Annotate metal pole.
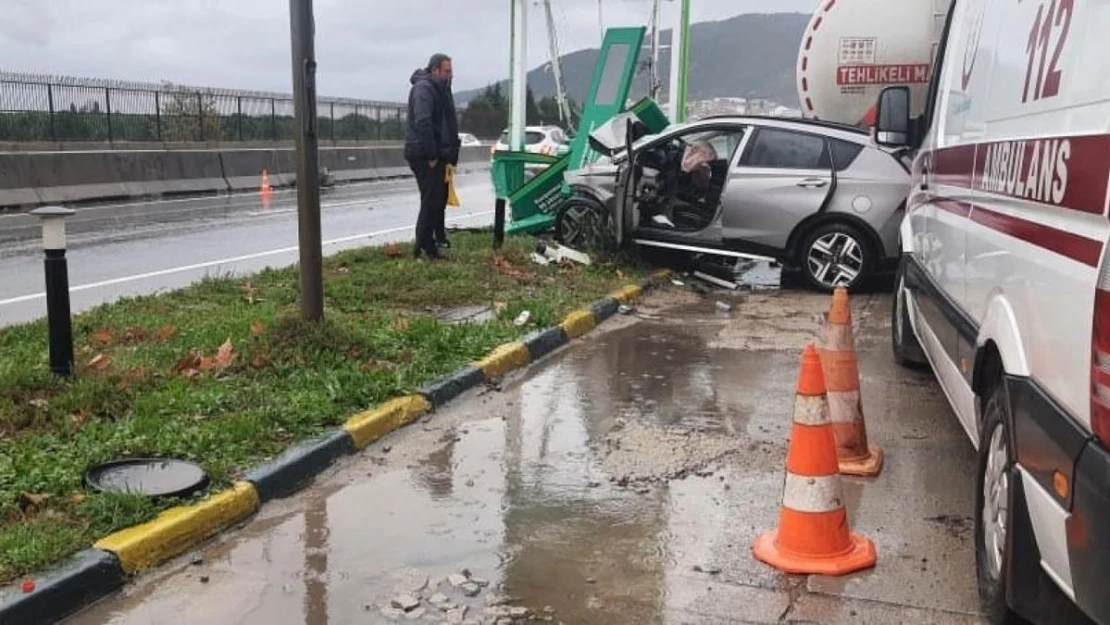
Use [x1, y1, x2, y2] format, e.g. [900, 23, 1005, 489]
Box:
[237, 96, 243, 141]
[354, 105, 361, 142]
[509, 0, 528, 151]
[494, 198, 506, 249]
[105, 88, 113, 144]
[376, 107, 382, 141]
[650, 0, 662, 99]
[290, 0, 324, 321]
[271, 98, 278, 141]
[44, 249, 73, 375]
[329, 101, 335, 144]
[155, 91, 162, 142]
[667, 0, 691, 123]
[47, 84, 57, 143]
[197, 92, 205, 142]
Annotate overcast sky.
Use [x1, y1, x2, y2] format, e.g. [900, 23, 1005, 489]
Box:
[2, 0, 817, 101]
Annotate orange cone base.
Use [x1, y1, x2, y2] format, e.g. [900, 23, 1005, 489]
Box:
[838, 445, 884, 477]
[753, 530, 876, 576]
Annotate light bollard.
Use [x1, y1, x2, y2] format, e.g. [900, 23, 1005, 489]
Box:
[30, 206, 76, 376]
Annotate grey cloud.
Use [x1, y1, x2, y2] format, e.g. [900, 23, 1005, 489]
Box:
[1, 0, 818, 101]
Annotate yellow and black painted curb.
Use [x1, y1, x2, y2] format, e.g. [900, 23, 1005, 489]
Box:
[0, 269, 672, 625]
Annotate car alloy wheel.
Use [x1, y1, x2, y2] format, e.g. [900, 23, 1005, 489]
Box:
[806, 231, 865, 289]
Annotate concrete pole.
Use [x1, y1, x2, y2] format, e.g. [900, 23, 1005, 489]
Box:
[509, 0, 528, 151]
[667, 0, 691, 122]
[290, 0, 324, 321]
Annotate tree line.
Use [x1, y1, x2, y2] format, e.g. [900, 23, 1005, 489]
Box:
[458, 83, 579, 139]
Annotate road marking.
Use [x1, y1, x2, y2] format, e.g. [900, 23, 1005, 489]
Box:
[0, 210, 494, 307]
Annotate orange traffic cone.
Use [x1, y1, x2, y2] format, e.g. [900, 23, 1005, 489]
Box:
[752, 343, 876, 576]
[822, 287, 883, 476]
[260, 169, 273, 196]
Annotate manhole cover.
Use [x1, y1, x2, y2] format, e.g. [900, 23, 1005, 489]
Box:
[85, 458, 209, 498]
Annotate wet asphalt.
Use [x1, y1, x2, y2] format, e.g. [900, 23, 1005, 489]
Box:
[0, 173, 496, 326]
[65, 278, 987, 625]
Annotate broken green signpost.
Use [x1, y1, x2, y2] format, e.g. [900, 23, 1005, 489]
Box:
[493, 26, 672, 236]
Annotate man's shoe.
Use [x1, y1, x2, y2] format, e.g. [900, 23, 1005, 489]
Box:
[436, 238, 452, 249]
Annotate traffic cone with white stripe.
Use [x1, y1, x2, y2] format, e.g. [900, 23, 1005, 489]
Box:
[752, 343, 876, 576]
[822, 287, 883, 477]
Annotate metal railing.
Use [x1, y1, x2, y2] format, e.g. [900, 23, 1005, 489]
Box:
[0, 72, 407, 145]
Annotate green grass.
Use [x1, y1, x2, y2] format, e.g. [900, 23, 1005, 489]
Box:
[0, 232, 645, 583]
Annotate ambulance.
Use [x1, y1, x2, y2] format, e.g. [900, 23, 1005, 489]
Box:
[876, 0, 1110, 623]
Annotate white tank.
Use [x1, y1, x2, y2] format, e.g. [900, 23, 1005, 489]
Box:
[796, 0, 953, 126]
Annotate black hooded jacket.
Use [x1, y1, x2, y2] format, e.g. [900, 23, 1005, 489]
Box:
[405, 69, 460, 164]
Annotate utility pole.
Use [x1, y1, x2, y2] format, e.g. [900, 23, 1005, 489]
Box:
[650, 0, 662, 99]
[667, 0, 691, 122]
[509, 0, 528, 151]
[597, 0, 604, 44]
[289, 0, 324, 321]
[542, 0, 571, 126]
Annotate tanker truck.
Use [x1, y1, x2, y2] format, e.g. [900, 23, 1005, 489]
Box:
[796, 0, 953, 126]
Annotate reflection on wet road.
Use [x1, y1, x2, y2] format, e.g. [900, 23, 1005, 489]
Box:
[67, 285, 986, 625]
[0, 173, 495, 326]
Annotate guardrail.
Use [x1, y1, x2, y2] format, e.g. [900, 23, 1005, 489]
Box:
[0, 145, 491, 209]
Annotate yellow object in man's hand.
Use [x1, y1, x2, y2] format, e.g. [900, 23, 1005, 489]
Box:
[445, 164, 460, 207]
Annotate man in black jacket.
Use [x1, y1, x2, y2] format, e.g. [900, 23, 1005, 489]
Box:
[405, 53, 460, 259]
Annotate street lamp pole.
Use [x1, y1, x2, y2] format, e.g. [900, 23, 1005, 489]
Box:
[290, 0, 324, 321]
[31, 206, 75, 376]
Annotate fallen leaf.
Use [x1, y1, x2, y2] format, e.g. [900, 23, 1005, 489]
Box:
[91, 329, 115, 346]
[20, 492, 50, 512]
[493, 302, 508, 312]
[87, 354, 112, 371]
[69, 494, 86, 505]
[158, 325, 177, 341]
[215, 338, 236, 368]
[383, 243, 403, 258]
[173, 352, 202, 377]
[250, 320, 264, 336]
[122, 327, 148, 343]
[360, 360, 395, 372]
[392, 317, 410, 332]
[70, 410, 89, 431]
[197, 356, 217, 372]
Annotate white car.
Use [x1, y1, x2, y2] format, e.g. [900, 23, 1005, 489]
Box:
[877, 1, 1110, 624]
[458, 133, 481, 147]
[492, 125, 571, 157]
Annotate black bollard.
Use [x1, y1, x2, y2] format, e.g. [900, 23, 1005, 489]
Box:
[494, 198, 506, 250]
[31, 206, 76, 376]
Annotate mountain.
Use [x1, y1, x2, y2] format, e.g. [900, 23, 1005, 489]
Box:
[455, 12, 810, 109]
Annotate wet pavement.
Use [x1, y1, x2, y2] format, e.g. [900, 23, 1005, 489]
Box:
[0, 173, 495, 326]
[66, 282, 986, 625]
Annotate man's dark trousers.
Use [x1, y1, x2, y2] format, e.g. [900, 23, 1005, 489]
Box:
[409, 159, 446, 254]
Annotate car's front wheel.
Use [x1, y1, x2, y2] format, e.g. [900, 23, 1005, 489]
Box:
[799, 222, 874, 292]
[555, 193, 615, 253]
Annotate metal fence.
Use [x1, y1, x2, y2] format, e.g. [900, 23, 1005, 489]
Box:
[0, 72, 407, 144]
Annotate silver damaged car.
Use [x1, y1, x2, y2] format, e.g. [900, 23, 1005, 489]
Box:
[556, 115, 911, 291]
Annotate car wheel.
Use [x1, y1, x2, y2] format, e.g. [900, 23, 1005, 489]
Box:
[892, 256, 929, 369]
[799, 222, 874, 292]
[975, 381, 1023, 625]
[555, 193, 614, 253]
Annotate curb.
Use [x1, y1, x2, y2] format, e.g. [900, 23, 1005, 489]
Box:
[0, 269, 672, 624]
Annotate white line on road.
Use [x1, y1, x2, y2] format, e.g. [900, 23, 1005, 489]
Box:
[0, 210, 494, 307]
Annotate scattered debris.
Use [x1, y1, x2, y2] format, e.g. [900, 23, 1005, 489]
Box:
[199, 575, 210, 584]
[513, 311, 531, 327]
[714, 301, 733, 313]
[618, 304, 634, 315]
[403, 606, 426, 620]
[20, 579, 34, 593]
[470, 577, 490, 588]
[536, 241, 591, 266]
[671, 279, 686, 287]
[694, 270, 739, 290]
[391, 595, 422, 612]
[447, 573, 470, 587]
[429, 593, 449, 606]
[190, 553, 204, 566]
[693, 564, 722, 575]
[380, 606, 406, 619]
[529, 252, 552, 266]
[460, 582, 482, 597]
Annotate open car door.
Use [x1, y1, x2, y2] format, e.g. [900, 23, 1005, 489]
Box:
[612, 118, 640, 248]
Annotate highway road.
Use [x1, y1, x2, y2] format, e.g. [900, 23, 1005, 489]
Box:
[0, 173, 496, 326]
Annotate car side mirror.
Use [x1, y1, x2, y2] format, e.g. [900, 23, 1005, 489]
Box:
[875, 86, 911, 147]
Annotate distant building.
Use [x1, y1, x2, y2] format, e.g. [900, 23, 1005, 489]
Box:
[685, 97, 798, 121]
